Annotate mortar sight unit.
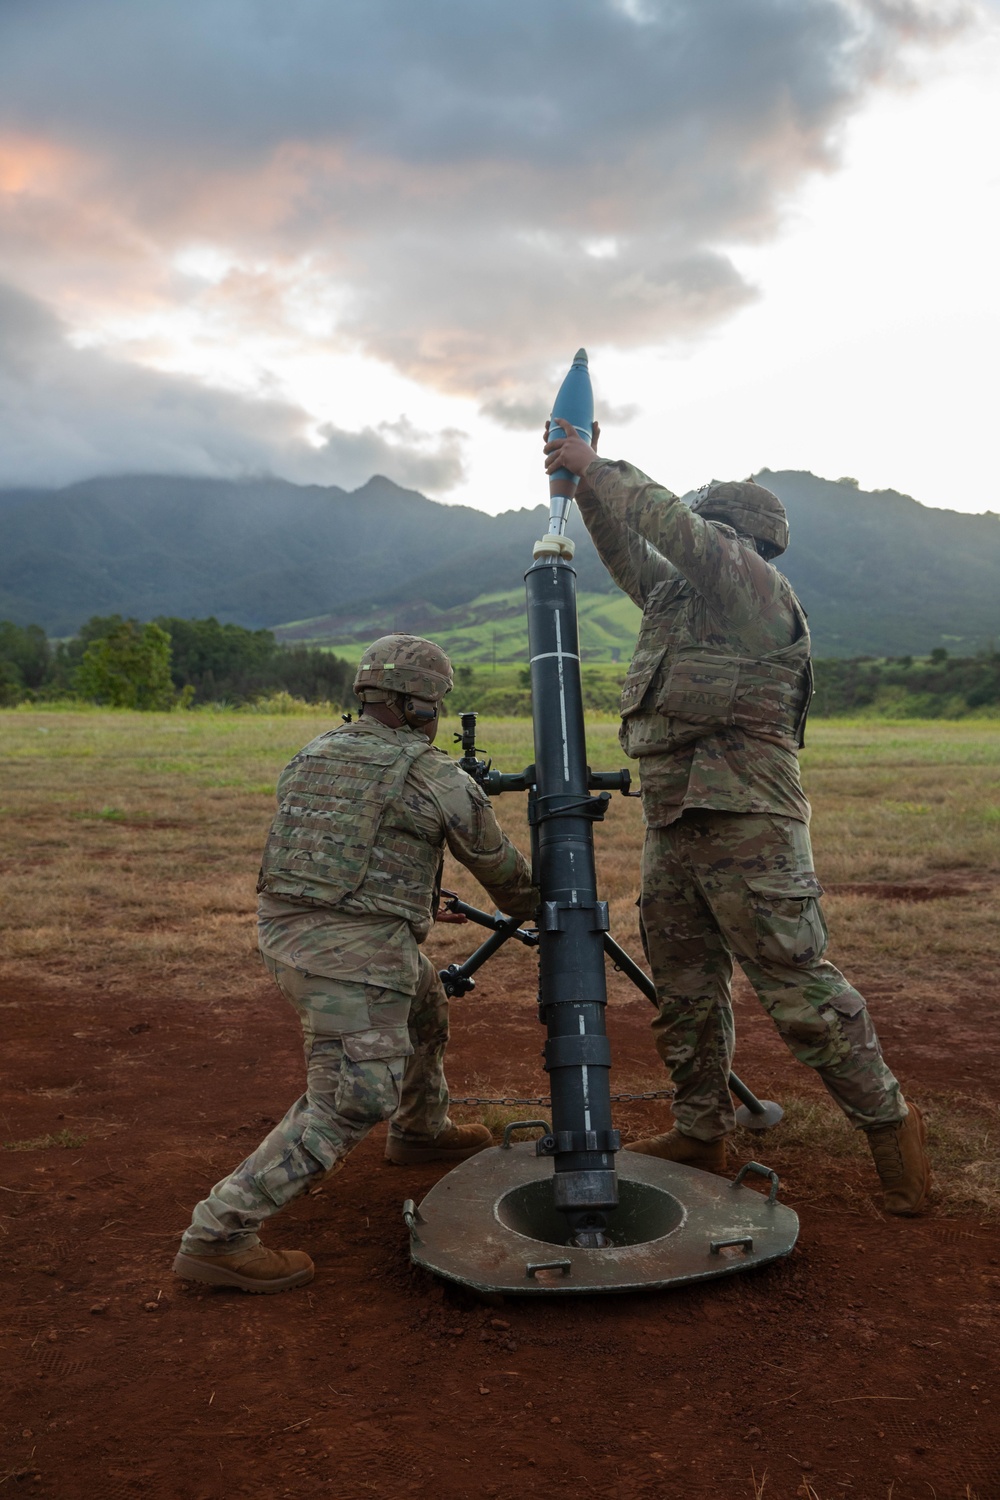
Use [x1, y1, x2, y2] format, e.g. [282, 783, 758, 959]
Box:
[403, 351, 796, 1294]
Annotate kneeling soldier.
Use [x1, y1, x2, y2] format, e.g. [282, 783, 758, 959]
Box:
[174, 635, 537, 1292]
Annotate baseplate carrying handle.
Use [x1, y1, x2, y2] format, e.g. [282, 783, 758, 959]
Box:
[710, 1235, 753, 1256]
[402, 1199, 423, 1238]
[526, 1259, 572, 1279]
[501, 1119, 553, 1149]
[731, 1160, 781, 1206]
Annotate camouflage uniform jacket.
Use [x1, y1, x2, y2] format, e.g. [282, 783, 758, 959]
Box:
[576, 458, 812, 828]
[257, 717, 535, 995]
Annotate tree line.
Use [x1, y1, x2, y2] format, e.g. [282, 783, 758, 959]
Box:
[464, 653, 1000, 719]
[809, 650, 1000, 717]
[0, 616, 355, 709]
[2, 615, 997, 716]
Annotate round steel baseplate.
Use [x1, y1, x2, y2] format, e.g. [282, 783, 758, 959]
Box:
[404, 1144, 799, 1296]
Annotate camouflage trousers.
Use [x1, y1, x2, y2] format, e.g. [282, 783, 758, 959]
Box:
[181, 951, 451, 1254]
[639, 811, 905, 1142]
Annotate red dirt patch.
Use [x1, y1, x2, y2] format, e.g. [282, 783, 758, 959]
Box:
[827, 881, 988, 902]
[1, 956, 998, 1500]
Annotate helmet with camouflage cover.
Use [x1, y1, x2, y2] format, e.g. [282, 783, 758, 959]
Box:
[353, 635, 453, 712]
[690, 478, 788, 558]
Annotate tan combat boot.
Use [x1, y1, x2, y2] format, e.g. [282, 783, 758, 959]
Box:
[172, 1243, 314, 1293]
[384, 1122, 492, 1166]
[625, 1128, 728, 1175]
[865, 1102, 933, 1216]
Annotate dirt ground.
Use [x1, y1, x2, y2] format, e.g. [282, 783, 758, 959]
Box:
[2, 918, 998, 1500]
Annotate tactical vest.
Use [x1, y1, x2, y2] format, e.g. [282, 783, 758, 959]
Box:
[256, 724, 440, 923]
[619, 572, 813, 758]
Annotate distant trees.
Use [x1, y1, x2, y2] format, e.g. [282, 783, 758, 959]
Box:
[0, 615, 356, 709]
[75, 619, 176, 710]
[810, 652, 1000, 717]
[2, 614, 999, 717]
[154, 616, 354, 705]
[155, 615, 275, 698]
[0, 622, 51, 705]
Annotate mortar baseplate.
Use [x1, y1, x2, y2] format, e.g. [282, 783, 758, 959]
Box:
[403, 1143, 799, 1296]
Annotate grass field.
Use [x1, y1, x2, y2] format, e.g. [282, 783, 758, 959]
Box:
[3, 708, 998, 1218]
[3, 708, 998, 986]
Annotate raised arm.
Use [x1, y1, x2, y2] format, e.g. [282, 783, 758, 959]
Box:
[544, 421, 672, 606]
[574, 473, 676, 607]
[583, 459, 783, 628]
[546, 422, 784, 629]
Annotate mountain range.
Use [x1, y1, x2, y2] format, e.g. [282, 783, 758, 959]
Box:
[2, 468, 997, 658]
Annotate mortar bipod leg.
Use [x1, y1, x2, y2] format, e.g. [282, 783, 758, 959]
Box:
[728, 1072, 784, 1130]
[601, 931, 784, 1132]
[438, 914, 524, 998]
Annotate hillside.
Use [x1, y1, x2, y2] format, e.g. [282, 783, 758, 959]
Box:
[759, 470, 1000, 657]
[0, 473, 619, 638]
[2, 468, 998, 657]
[274, 588, 643, 664]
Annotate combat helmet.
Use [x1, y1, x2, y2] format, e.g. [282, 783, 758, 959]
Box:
[690, 478, 788, 558]
[354, 635, 453, 719]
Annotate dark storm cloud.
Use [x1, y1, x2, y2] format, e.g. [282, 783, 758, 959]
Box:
[0, 283, 467, 491]
[0, 0, 974, 476]
[0, 1, 967, 172]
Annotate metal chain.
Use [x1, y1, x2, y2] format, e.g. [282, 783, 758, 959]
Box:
[450, 1089, 675, 1106]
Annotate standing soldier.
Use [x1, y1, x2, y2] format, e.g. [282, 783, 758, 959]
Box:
[174, 635, 537, 1292]
[544, 422, 932, 1216]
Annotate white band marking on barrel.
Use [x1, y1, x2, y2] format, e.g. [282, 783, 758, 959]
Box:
[579, 1014, 592, 1131]
[529, 650, 580, 663]
[553, 610, 570, 783]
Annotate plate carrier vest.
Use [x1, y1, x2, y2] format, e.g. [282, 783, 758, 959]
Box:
[257, 723, 439, 922]
[619, 569, 813, 759]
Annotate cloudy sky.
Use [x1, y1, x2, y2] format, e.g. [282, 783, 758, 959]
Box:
[1, 0, 997, 513]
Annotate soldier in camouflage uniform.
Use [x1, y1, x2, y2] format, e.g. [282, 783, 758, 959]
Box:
[544, 422, 932, 1216]
[173, 635, 537, 1292]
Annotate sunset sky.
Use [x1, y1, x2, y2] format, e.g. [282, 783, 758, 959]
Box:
[1, 0, 997, 515]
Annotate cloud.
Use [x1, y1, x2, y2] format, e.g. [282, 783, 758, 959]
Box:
[0, 0, 978, 477]
[0, 282, 466, 490]
[484, 390, 639, 433]
[309, 416, 467, 494]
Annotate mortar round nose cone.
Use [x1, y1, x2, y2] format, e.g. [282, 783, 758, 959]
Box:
[573, 347, 588, 365]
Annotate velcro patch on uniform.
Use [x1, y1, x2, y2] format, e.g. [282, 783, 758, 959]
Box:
[658, 656, 739, 722]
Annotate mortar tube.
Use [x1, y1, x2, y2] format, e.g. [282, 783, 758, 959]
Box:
[525, 549, 619, 1248]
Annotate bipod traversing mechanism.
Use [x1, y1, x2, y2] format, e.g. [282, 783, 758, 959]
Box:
[403, 351, 797, 1294]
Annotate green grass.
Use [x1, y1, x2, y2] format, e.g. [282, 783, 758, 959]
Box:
[0, 706, 626, 794]
[2, 710, 996, 995]
[800, 718, 1000, 769]
[2, 707, 997, 803]
[3, 1129, 88, 1151]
